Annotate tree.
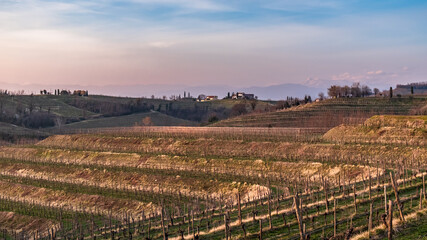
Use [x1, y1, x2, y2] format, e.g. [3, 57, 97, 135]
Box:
[250, 100, 257, 111]
[342, 85, 351, 97]
[361, 85, 372, 97]
[351, 82, 362, 97]
[208, 115, 219, 123]
[373, 88, 380, 96]
[328, 85, 340, 98]
[389, 87, 393, 98]
[411, 86, 414, 95]
[318, 92, 325, 100]
[142, 116, 153, 126]
[231, 103, 247, 116]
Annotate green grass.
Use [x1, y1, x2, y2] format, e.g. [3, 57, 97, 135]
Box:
[385, 210, 427, 240]
[55, 111, 197, 129]
[1, 95, 97, 118]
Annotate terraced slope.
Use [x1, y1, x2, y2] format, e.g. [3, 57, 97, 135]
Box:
[214, 97, 427, 128]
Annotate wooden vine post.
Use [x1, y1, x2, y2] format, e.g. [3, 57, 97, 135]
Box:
[238, 192, 242, 226]
[389, 172, 405, 222]
[388, 200, 393, 240]
[353, 184, 357, 213]
[423, 174, 426, 200]
[368, 202, 373, 239]
[267, 181, 272, 230]
[384, 185, 387, 214]
[333, 198, 337, 238]
[369, 170, 372, 200]
[161, 204, 166, 240]
[294, 195, 305, 240]
[323, 178, 329, 213]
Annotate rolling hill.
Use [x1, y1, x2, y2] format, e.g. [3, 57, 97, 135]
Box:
[213, 96, 427, 128]
[55, 111, 197, 130]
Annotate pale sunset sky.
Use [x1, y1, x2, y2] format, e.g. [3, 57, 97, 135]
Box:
[1, 0, 426, 94]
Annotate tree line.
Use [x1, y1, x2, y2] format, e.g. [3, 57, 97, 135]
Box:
[327, 83, 376, 98]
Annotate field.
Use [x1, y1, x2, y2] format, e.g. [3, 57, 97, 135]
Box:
[0, 114, 425, 239]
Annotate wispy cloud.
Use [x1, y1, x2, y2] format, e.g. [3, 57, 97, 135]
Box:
[261, 0, 343, 11]
[129, 0, 233, 11]
[148, 41, 176, 48]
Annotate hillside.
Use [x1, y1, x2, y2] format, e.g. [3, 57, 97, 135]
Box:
[0, 94, 270, 126]
[55, 111, 197, 130]
[214, 96, 427, 128]
[0, 122, 49, 144]
[0, 94, 276, 143]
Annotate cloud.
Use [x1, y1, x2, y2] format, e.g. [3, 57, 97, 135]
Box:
[148, 41, 176, 48]
[367, 70, 384, 75]
[332, 70, 395, 82]
[129, 0, 232, 11]
[262, 0, 342, 11]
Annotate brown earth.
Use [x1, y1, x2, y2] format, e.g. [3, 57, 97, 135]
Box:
[0, 211, 58, 237]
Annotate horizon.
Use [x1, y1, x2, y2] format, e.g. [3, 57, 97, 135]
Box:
[1, 0, 426, 92]
[0, 80, 419, 100]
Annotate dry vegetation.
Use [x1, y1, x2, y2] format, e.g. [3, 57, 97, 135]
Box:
[0, 211, 58, 237]
[324, 115, 427, 146]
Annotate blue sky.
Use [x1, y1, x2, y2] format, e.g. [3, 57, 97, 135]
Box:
[1, 0, 426, 92]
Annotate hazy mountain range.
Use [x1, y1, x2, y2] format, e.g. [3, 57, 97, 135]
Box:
[1, 82, 325, 100]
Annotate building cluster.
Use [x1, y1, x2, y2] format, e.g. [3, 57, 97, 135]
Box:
[196, 91, 257, 102]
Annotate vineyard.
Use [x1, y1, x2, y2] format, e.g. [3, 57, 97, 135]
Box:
[214, 96, 427, 128]
[0, 115, 426, 239]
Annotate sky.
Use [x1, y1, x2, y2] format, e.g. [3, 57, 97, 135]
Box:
[1, 0, 427, 95]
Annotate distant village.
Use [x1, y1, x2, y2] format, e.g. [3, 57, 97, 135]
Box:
[8, 81, 424, 101]
[151, 91, 258, 102]
[33, 88, 259, 103]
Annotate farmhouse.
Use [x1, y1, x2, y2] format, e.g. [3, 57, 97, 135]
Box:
[73, 90, 89, 96]
[231, 92, 256, 100]
[197, 94, 218, 101]
[206, 95, 218, 101]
